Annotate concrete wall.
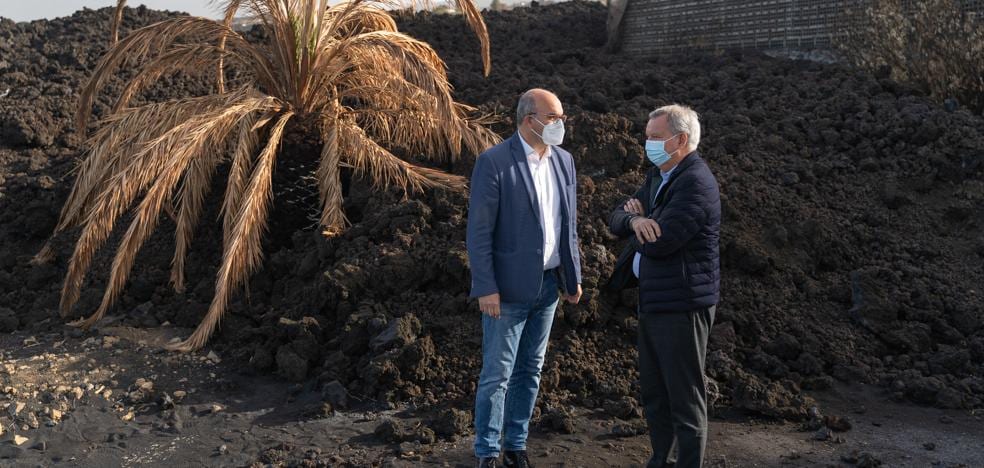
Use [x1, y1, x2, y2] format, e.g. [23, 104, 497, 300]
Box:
[617, 0, 849, 57]
[615, 0, 984, 57]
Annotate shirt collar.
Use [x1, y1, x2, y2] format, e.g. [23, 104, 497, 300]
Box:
[518, 132, 552, 162]
[660, 164, 677, 181]
[661, 151, 698, 180]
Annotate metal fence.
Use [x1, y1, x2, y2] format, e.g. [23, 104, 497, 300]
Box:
[613, 0, 984, 57]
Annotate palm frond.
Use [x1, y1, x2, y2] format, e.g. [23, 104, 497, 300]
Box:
[222, 113, 262, 245]
[111, 0, 126, 45]
[216, 0, 245, 93]
[316, 124, 348, 234]
[325, 32, 496, 156]
[453, 102, 501, 155]
[61, 90, 276, 318]
[321, 3, 398, 40]
[111, 44, 240, 114]
[450, 0, 491, 76]
[338, 119, 467, 193]
[78, 16, 275, 134]
[167, 111, 294, 352]
[69, 105, 246, 329]
[169, 137, 227, 294]
[58, 94, 248, 234]
[108, 0, 244, 94]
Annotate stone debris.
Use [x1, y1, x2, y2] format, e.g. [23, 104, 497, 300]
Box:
[8, 402, 25, 417]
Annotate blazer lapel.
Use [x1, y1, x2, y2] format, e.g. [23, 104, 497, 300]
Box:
[509, 134, 542, 222]
[548, 152, 570, 221]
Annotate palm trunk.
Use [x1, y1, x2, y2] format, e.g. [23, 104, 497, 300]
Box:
[269, 119, 350, 247]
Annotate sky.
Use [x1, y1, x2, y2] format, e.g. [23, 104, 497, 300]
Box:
[0, 0, 500, 22]
[2, 1, 224, 21]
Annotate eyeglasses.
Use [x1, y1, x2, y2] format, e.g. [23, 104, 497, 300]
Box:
[648, 134, 678, 142]
[528, 112, 568, 124]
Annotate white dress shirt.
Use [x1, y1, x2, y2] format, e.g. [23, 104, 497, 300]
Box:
[519, 133, 562, 270]
[633, 164, 677, 278]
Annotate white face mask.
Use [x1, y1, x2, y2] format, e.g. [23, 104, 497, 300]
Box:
[532, 116, 565, 146]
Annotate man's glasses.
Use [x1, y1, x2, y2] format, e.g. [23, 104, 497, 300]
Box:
[528, 112, 568, 124]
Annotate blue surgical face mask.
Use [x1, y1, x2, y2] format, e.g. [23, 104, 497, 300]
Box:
[645, 134, 679, 166]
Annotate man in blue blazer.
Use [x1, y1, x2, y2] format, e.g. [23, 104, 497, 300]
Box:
[466, 88, 583, 468]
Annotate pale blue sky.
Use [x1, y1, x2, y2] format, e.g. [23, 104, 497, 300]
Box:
[1, 1, 218, 21]
[0, 0, 501, 22]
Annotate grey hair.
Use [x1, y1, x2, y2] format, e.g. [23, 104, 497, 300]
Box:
[649, 104, 701, 151]
[516, 90, 537, 127]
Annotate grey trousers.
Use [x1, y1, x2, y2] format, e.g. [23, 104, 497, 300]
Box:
[638, 306, 716, 468]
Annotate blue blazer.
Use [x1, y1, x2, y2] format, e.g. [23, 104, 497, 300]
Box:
[466, 133, 582, 303]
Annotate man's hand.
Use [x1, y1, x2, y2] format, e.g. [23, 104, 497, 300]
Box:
[563, 284, 583, 304]
[623, 198, 644, 216]
[479, 293, 501, 318]
[630, 217, 662, 244]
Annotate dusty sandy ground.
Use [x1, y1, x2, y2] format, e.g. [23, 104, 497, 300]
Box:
[0, 327, 980, 467]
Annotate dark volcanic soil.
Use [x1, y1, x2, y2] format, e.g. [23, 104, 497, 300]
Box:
[1, 329, 982, 467]
[0, 0, 982, 453]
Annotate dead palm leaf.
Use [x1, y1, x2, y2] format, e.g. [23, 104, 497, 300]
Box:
[111, 0, 125, 46]
[111, 1, 244, 93]
[54, 0, 499, 352]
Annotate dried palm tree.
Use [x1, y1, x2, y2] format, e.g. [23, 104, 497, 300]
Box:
[53, 0, 499, 352]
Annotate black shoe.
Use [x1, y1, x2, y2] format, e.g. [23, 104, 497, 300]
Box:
[503, 450, 533, 468]
[477, 456, 499, 468]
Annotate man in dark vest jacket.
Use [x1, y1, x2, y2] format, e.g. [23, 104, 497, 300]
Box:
[607, 104, 720, 468]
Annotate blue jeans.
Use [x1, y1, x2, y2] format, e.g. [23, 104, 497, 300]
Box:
[474, 269, 559, 458]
